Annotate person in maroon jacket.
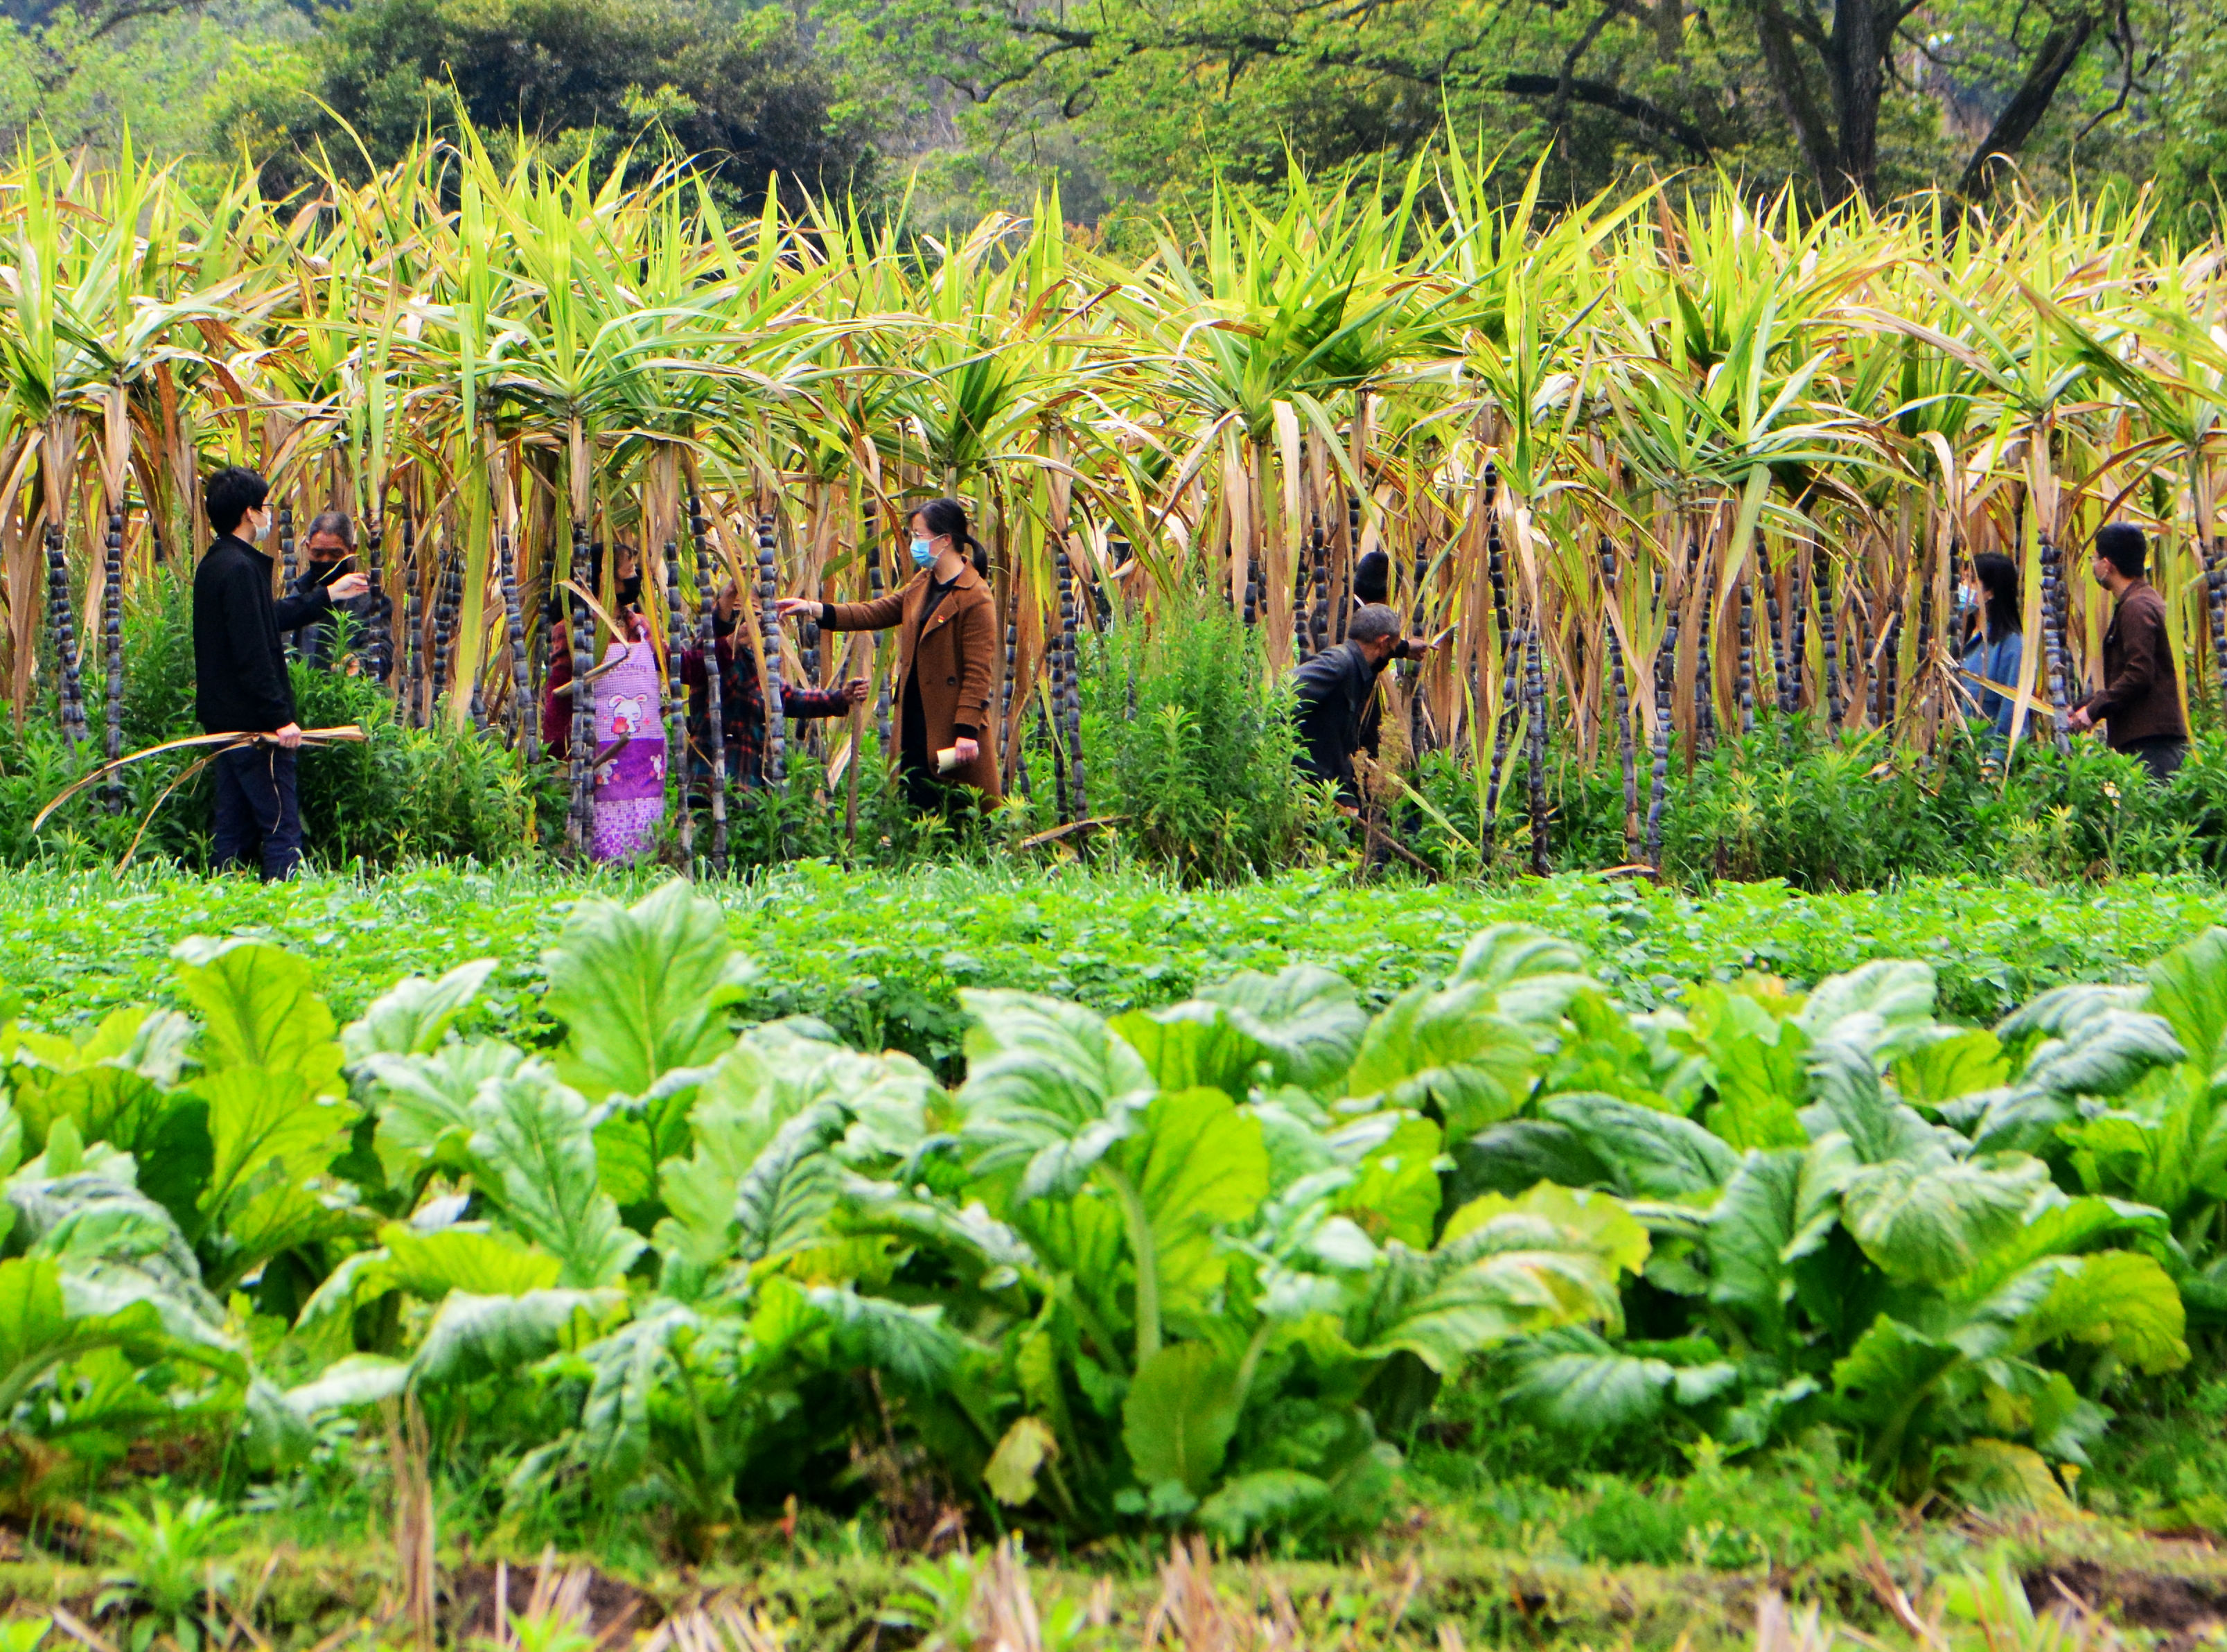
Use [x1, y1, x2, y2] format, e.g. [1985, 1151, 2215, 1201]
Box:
[2066, 522, 2189, 782]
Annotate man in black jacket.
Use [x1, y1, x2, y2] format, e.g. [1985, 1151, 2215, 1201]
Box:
[195, 466, 367, 879]
[1290, 604, 1434, 805]
[288, 510, 385, 674]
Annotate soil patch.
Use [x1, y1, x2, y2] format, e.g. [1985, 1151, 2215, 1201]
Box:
[445, 1561, 655, 1649]
[2023, 1560, 2227, 1649]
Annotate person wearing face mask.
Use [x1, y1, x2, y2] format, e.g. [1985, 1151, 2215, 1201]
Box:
[777, 497, 1001, 811]
[2065, 522, 2189, 782]
[1956, 552, 2025, 742]
[193, 464, 369, 879]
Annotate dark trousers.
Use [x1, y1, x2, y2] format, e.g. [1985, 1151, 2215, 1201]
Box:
[212, 746, 302, 880]
[2122, 735, 2188, 784]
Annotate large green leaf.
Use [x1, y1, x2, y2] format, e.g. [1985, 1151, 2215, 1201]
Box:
[1705, 1148, 1815, 1348]
[410, 1287, 623, 1386]
[542, 880, 755, 1102]
[364, 1040, 523, 1189]
[1448, 926, 1594, 1025]
[1796, 961, 1937, 1057]
[1123, 1342, 1238, 1494]
[1110, 1003, 1263, 1099]
[1506, 1326, 1738, 1434]
[572, 1303, 696, 1494]
[1804, 1041, 1948, 1166]
[170, 938, 343, 1097]
[2145, 928, 2227, 1078]
[1687, 987, 1809, 1152]
[468, 1063, 644, 1287]
[1538, 1091, 1739, 1200]
[1354, 1186, 1637, 1371]
[1106, 1087, 1269, 1316]
[1346, 982, 1537, 1136]
[732, 1102, 848, 1265]
[958, 990, 1156, 1201]
[1830, 1314, 1961, 1432]
[1452, 1120, 1611, 1200]
[0, 1256, 240, 1416]
[1894, 1029, 2009, 1106]
[381, 1223, 563, 1297]
[2009, 1250, 2188, 1374]
[1199, 965, 1368, 1093]
[194, 1067, 353, 1224]
[342, 960, 499, 1062]
[1840, 1154, 2048, 1285]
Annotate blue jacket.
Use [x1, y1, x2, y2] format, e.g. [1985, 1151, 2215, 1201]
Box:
[1960, 630, 2024, 739]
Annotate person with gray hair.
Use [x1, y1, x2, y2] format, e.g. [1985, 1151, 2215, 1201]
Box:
[1289, 603, 1438, 805]
[287, 509, 387, 675]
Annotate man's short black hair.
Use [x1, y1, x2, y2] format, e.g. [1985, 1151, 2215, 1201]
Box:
[205, 466, 269, 536]
[1348, 604, 1401, 644]
[2095, 521, 2147, 579]
[1353, 550, 1389, 606]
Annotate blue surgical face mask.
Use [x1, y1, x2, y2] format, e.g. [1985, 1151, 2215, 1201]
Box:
[910, 536, 935, 570]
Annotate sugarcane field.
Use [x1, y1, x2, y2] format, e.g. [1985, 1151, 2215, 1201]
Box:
[4, 49, 2227, 1648]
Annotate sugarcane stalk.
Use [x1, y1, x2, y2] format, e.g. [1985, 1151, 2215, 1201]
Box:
[2039, 536, 2072, 753]
[756, 511, 787, 798]
[501, 531, 533, 761]
[1063, 550, 1085, 822]
[867, 523, 892, 755]
[103, 505, 124, 811]
[46, 523, 83, 749]
[663, 537, 689, 862]
[1689, 543, 1715, 757]
[565, 517, 596, 860]
[430, 547, 457, 713]
[404, 512, 425, 727]
[1482, 628, 1521, 865]
[1604, 543, 1636, 855]
[1308, 516, 1330, 656]
[690, 496, 727, 871]
[1759, 541, 1786, 716]
[1524, 628, 1550, 877]
[367, 516, 390, 683]
[1814, 550, 1841, 728]
[280, 504, 296, 592]
[1646, 604, 1680, 871]
[1737, 568, 1754, 737]
[1050, 550, 1072, 826]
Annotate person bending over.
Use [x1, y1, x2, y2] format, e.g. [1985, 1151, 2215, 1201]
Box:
[194, 465, 367, 879]
[1289, 604, 1436, 807]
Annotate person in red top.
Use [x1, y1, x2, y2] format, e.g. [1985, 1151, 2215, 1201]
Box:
[2066, 522, 2189, 783]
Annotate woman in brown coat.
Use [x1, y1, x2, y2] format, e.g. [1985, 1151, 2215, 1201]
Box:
[777, 498, 1003, 810]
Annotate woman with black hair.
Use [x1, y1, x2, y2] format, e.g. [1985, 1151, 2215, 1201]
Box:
[1959, 551, 2025, 740]
[777, 497, 1002, 809]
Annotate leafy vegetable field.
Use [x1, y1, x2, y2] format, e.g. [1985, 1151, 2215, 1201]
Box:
[0, 867, 2223, 1650]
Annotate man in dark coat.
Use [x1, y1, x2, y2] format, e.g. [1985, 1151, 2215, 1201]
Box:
[287, 510, 385, 674]
[194, 466, 367, 879]
[1290, 604, 1433, 805]
[2067, 521, 2188, 782]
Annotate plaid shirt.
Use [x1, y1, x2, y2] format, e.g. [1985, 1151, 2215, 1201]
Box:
[681, 632, 849, 788]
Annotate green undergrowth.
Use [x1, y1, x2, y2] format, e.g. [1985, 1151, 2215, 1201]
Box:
[3, 863, 2222, 1067]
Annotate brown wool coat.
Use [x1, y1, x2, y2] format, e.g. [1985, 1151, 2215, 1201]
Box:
[822, 566, 1003, 801]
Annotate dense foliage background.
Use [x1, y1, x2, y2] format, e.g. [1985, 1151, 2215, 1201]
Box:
[6, 0, 2225, 230]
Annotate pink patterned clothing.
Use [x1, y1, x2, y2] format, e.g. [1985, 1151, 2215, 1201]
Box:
[591, 637, 667, 863]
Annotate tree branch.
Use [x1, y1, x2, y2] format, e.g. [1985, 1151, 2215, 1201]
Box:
[1752, 0, 1838, 188]
[1499, 71, 1714, 152]
[1955, 9, 2097, 202]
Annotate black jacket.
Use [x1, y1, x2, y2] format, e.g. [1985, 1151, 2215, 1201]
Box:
[195, 534, 331, 733]
[1291, 640, 1388, 795]
[288, 561, 382, 673]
